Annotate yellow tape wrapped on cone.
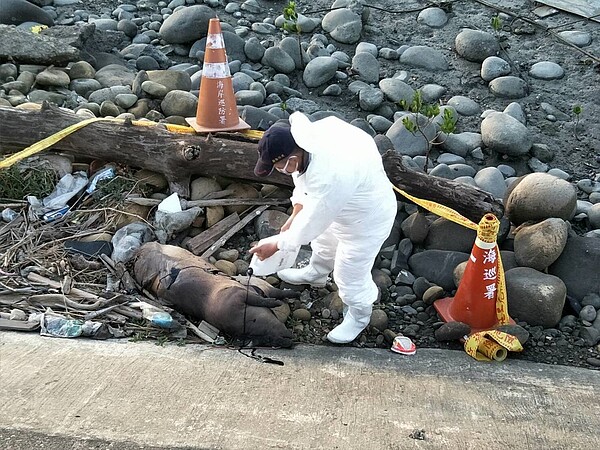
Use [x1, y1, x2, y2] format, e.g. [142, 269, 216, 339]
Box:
[392, 186, 522, 362]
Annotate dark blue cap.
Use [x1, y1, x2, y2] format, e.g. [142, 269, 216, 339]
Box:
[254, 126, 297, 177]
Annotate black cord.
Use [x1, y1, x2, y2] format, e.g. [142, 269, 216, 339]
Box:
[237, 267, 284, 366]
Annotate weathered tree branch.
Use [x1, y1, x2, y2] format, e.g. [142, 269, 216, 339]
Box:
[0, 104, 503, 221]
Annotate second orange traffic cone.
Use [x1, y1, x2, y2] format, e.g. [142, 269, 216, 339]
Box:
[186, 18, 250, 133]
[434, 213, 514, 333]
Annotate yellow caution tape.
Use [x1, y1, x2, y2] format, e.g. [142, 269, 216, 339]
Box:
[464, 330, 523, 362]
[392, 185, 519, 362]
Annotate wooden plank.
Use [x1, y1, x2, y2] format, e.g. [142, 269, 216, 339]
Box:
[201, 205, 269, 259]
[535, 0, 600, 22]
[186, 212, 240, 255]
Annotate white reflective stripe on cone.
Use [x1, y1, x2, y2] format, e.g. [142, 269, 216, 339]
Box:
[206, 33, 225, 49]
[202, 62, 231, 79]
[475, 237, 496, 249]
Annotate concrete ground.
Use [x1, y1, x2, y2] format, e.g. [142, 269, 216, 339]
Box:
[1, 332, 599, 450]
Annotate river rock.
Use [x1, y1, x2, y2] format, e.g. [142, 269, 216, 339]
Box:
[556, 30, 592, 48]
[474, 167, 506, 199]
[303, 56, 338, 88]
[481, 112, 532, 156]
[401, 212, 430, 245]
[417, 7, 448, 28]
[35, 67, 70, 87]
[190, 177, 221, 200]
[261, 46, 296, 74]
[159, 5, 216, 44]
[244, 36, 265, 62]
[378, 78, 415, 104]
[351, 52, 380, 83]
[513, 218, 569, 270]
[255, 210, 289, 239]
[147, 70, 191, 92]
[447, 96, 480, 116]
[503, 102, 526, 125]
[529, 61, 564, 80]
[588, 204, 600, 229]
[480, 56, 510, 81]
[455, 29, 499, 62]
[409, 250, 470, 291]
[95, 64, 135, 88]
[400, 45, 448, 71]
[435, 321, 470, 341]
[549, 235, 600, 302]
[69, 61, 95, 80]
[386, 113, 436, 156]
[505, 267, 566, 327]
[369, 309, 388, 331]
[439, 132, 482, 157]
[321, 8, 362, 44]
[424, 218, 476, 252]
[505, 173, 577, 225]
[161, 90, 197, 117]
[358, 88, 383, 111]
[489, 76, 528, 98]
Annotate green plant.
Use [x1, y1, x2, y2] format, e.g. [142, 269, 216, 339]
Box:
[399, 90, 456, 171]
[572, 104, 583, 140]
[491, 15, 503, 35]
[281, 1, 304, 69]
[0, 165, 57, 200]
[282, 1, 299, 33]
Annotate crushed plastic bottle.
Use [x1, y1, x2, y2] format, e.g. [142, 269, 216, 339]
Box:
[130, 301, 175, 329]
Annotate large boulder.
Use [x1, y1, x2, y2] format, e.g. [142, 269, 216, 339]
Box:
[0, 24, 78, 65]
[549, 235, 600, 302]
[409, 250, 470, 291]
[505, 173, 577, 225]
[513, 218, 569, 270]
[505, 267, 566, 327]
[424, 218, 476, 253]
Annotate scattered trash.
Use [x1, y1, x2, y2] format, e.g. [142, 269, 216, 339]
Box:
[27, 171, 88, 218]
[64, 240, 113, 258]
[111, 222, 155, 263]
[130, 301, 176, 329]
[1, 208, 18, 222]
[41, 312, 84, 338]
[157, 192, 182, 213]
[391, 335, 416, 356]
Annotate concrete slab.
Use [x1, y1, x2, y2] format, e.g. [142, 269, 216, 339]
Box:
[1, 332, 599, 449]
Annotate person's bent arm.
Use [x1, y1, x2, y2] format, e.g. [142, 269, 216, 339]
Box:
[281, 203, 303, 232]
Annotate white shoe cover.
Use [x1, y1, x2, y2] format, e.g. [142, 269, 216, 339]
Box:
[277, 265, 328, 287]
[327, 309, 371, 344]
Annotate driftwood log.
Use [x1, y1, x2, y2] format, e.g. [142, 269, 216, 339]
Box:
[0, 103, 503, 221]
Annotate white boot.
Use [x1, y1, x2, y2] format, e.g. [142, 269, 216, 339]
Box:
[277, 265, 328, 287]
[327, 307, 371, 344]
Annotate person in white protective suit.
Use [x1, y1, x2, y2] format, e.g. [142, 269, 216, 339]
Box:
[249, 112, 397, 344]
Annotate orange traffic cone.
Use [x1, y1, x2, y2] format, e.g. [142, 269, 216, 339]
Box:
[434, 213, 514, 333]
[186, 18, 250, 133]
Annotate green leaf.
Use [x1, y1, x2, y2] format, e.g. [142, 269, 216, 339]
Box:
[402, 116, 417, 133]
[572, 104, 583, 115]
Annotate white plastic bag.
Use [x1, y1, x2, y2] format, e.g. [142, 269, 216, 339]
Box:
[250, 233, 300, 276]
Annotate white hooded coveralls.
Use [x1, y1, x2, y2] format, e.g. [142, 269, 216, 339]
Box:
[277, 112, 397, 312]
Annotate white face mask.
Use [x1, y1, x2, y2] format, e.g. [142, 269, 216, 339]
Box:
[275, 156, 298, 175]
